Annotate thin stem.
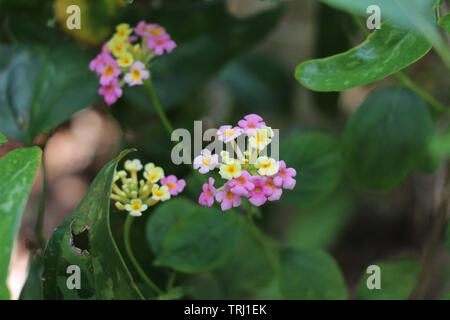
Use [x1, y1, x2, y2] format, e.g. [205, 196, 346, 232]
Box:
[245, 202, 279, 273]
[395, 72, 449, 114]
[351, 13, 370, 37]
[35, 152, 47, 249]
[143, 78, 174, 135]
[124, 214, 164, 295]
[166, 271, 177, 291]
[410, 188, 449, 300]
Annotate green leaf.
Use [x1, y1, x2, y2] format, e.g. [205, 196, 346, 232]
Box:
[0, 44, 98, 144]
[319, 0, 448, 67]
[42, 150, 144, 300]
[0, 132, 6, 146]
[279, 248, 347, 300]
[342, 87, 433, 191]
[19, 253, 43, 300]
[214, 217, 276, 298]
[280, 133, 342, 208]
[438, 14, 450, 33]
[441, 291, 450, 300]
[355, 258, 420, 300]
[0, 146, 42, 299]
[146, 197, 198, 256]
[124, 2, 282, 112]
[285, 189, 353, 249]
[154, 207, 241, 273]
[296, 23, 431, 92]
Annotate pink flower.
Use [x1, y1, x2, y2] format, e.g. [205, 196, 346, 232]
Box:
[248, 176, 273, 207]
[89, 52, 113, 75]
[265, 177, 283, 201]
[147, 34, 177, 55]
[147, 24, 167, 37]
[124, 61, 150, 86]
[128, 35, 138, 43]
[227, 170, 254, 197]
[99, 58, 121, 86]
[193, 149, 219, 174]
[134, 21, 150, 37]
[216, 184, 242, 211]
[238, 114, 266, 134]
[273, 160, 297, 190]
[199, 177, 216, 207]
[98, 78, 123, 106]
[161, 175, 186, 196]
[216, 125, 243, 143]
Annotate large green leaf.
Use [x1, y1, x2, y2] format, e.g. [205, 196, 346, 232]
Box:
[279, 248, 347, 300]
[19, 253, 43, 300]
[439, 14, 450, 33]
[355, 258, 420, 300]
[280, 133, 342, 208]
[342, 87, 433, 191]
[319, 0, 449, 67]
[124, 2, 282, 112]
[154, 207, 241, 273]
[42, 150, 144, 300]
[296, 23, 431, 92]
[0, 43, 98, 144]
[146, 197, 198, 256]
[0, 146, 42, 299]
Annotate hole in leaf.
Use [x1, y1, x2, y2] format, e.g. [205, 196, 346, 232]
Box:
[69, 219, 91, 255]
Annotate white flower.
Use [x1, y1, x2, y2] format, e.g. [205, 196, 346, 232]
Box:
[125, 199, 148, 216]
[249, 126, 274, 150]
[125, 159, 143, 172]
[193, 149, 219, 174]
[145, 166, 165, 183]
[151, 185, 171, 201]
[256, 156, 279, 176]
[219, 158, 242, 180]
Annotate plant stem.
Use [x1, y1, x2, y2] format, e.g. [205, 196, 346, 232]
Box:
[166, 271, 177, 291]
[394, 72, 449, 114]
[244, 202, 279, 273]
[143, 78, 174, 135]
[410, 184, 450, 299]
[35, 152, 47, 249]
[124, 214, 164, 295]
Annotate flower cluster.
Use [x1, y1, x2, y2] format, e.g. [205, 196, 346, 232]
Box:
[89, 22, 176, 106]
[194, 114, 297, 211]
[111, 159, 185, 216]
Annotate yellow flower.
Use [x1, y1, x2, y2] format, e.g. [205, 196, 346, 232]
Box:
[256, 156, 279, 176]
[117, 52, 134, 67]
[151, 185, 170, 201]
[108, 37, 127, 58]
[249, 126, 274, 150]
[125, 199, 148, 217]
[219, 159, 242, 180]
[115, 23, 132, 41]
[145, 166, 165, 183]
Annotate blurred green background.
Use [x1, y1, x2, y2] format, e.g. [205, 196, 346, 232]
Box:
[1, 0, 449, 300]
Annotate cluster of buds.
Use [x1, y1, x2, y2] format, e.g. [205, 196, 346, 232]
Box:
[89, 21, 176, 105]
[194, 114, 297, 211]
[111, 159, 185, 216]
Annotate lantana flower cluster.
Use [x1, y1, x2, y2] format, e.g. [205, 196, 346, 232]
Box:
[89, 21, 176, 105]
[111, 159, 185, 216]
[194, 114, 297, 211]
